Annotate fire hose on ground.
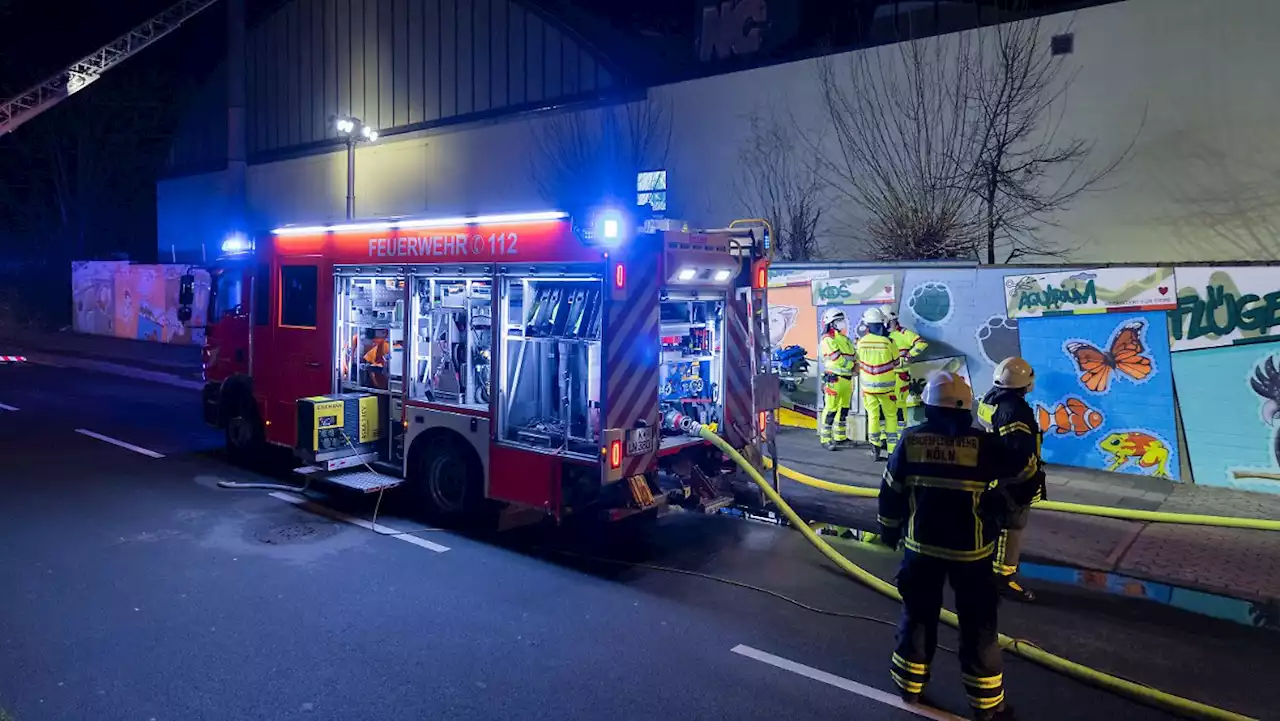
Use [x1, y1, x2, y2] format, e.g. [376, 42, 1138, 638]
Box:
[660, 412, 1255, 721]
[763, 459, 1280, 533]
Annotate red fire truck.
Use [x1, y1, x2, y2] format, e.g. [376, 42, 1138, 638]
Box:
[201, 209, 777, 525]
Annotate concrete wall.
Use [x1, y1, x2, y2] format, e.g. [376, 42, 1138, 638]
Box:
[159, 0, 1280, 264]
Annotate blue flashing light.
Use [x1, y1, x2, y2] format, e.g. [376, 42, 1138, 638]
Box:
[592, 207, 627, 248]
[221, 233, 253, 255]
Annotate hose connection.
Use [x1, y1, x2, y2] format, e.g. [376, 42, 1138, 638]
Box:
[662, 409, 703, 436]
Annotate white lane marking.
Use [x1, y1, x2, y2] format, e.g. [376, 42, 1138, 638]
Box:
[269, 492, 451, 553]
[74, 429, 166, 459]
[0, 402, 18, 411]
[731, 645, 964, 721]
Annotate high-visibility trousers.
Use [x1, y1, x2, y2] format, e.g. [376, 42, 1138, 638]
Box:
[864, 391, 900, 452]
[894, 370, 913, 426]
[894, 551, 1005, 714]
[820, 374, 853, 444]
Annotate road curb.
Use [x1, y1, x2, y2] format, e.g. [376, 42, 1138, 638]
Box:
[20, 351, 204, 391]
[785, 512, 1277, 627]
[1018, 561, 1279, 633]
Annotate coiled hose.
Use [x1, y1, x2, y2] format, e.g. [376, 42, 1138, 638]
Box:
[765, 460, 1280, 532]
[667, 417, 1254, 721]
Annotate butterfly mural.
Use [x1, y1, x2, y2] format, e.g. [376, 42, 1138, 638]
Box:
[1022, 311, 1179, 479]
[1063, 319, 1154, 394]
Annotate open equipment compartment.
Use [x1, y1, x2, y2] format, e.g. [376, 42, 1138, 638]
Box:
[407, 272, 492, 411]
[333, 268, 406, 466]
[659, 291, 725, 453]
[498, 270, 604, 458]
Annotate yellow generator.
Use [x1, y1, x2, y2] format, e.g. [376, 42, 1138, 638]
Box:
[296, 393, 384, 465]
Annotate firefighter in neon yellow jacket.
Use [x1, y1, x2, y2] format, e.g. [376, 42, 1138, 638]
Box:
[884, 309, 928, 424]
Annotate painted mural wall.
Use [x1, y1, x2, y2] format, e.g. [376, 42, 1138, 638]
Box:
[1170, 266, 1280, 494]
[71, 262, 211, 346]
[767, 261, 1280, 494]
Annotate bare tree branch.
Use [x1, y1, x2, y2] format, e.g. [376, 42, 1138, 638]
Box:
[964, 8, 1143, 263]
[733, 110, 824, 260]
[808, 3, 1140, 264]
[528, 97, 672, 222]
[810, 25, 984, 261]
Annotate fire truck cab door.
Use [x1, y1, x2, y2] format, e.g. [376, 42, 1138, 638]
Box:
[269, 257, 334, 446]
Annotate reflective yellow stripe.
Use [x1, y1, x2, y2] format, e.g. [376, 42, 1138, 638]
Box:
[998, 421, 1033, 436]
[962, 673, 1004, 689]
[893, 653, 929, 674]
[905, 475, 989, 493]
[907, 491, 916, 541]
[904, 538, 994, 562]
[1013, 455, 1038, 482]
[891, 671, 925, 693]
[883, 469, 904, 493]
[968, 691, 1006, 710]
[878, 515, 901, 529]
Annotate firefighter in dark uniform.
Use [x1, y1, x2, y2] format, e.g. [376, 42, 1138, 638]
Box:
[977, 357, 1044, 603]
[878, 371, 1027, 721]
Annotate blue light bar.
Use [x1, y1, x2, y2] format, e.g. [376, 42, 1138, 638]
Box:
[221, 233, 253, 254]
[272, 210, 569, 236]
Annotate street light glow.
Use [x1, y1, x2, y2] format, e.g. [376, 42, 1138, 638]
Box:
[335, 115, 377, 142]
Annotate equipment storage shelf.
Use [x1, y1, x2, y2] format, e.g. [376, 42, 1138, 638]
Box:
[498, 275, 603, 458]
[407, 275, 492, 412]
[337, 275, 405, 396]
[659, 293, 725, 435]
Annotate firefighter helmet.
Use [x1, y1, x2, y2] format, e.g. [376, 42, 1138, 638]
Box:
[822, 308, 847, 330]
[993, 357, 1036, 391]
[861, 307, 886, 325]
[922, 371, 974, 410]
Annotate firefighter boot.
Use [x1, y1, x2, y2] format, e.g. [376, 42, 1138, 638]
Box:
[996, 576, 1036, 603]
[974, 703, 1019, 721]
[899, 689, 942, 708]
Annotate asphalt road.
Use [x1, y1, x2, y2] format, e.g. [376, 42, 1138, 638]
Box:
[0, 360, 1273, 721]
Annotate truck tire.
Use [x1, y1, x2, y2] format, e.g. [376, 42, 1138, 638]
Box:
[413, 435, 489, 528]
[225, 401, 264, 464]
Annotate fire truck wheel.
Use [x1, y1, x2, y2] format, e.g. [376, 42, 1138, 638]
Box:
[414, 435, 486, 527]
[225, 406, 264, 463]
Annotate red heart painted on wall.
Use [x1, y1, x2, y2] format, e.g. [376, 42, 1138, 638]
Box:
[883, 285, 892, 294]
[1158, 286, 1169, 295]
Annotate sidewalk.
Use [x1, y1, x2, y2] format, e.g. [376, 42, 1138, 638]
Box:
[0, 327, 204, 389]
[771, 427, 1280, 613]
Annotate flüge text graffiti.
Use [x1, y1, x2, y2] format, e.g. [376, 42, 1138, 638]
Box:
[1169, 285, 1280, 343]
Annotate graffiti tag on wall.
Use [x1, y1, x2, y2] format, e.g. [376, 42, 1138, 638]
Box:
[811, 274, 895, 307]
[1004, 267, 1176, 319]
[1170, 267, 1280, 351]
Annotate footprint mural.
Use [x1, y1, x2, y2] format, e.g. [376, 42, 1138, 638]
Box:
[906, 281, 953, 326]
[975, 315, 1020, 367]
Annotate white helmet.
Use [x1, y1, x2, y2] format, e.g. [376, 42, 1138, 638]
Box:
[993, 357, 1035, 391]
[861, 307, 886, 325]
[922, 371, 974, 410]
[882, 309, 899, 326]
[822, 308, 847, 330]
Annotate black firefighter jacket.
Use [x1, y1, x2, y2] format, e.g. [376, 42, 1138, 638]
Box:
[877, 419, 1031, 562]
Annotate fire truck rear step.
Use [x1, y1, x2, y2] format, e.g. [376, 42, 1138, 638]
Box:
[293, 465, 402, 493]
